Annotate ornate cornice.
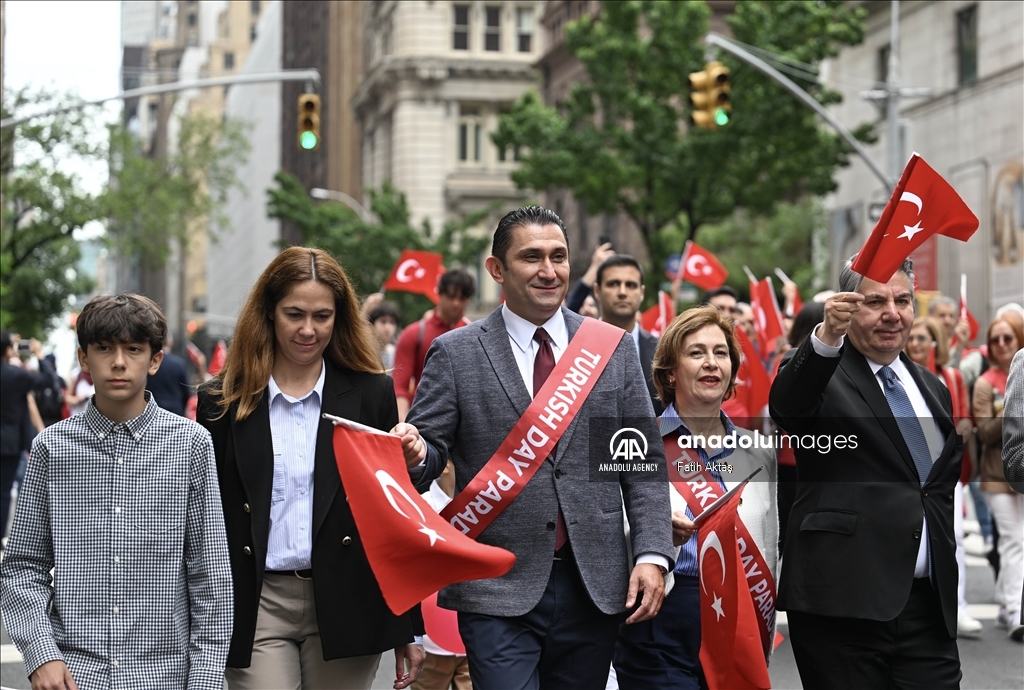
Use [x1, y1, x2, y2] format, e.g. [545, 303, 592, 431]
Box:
[353, 55, 537, 119]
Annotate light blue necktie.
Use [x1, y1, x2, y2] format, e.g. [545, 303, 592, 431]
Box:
[880, 365, 933, 577]
[879, 365, 933, 486]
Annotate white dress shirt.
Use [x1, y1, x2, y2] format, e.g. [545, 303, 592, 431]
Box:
[811, 327, 943, 577]
[265, 362, 326, 570]
[501, 305, 670, 573]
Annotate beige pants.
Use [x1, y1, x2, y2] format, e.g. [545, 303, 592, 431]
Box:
[411, 653, 472, 690]
[225, 573, 381, 690]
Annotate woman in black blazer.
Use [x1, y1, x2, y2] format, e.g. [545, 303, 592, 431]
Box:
[197, 247, 424, 689]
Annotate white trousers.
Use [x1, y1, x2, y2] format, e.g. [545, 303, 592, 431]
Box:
[983, 491, 1024, 613]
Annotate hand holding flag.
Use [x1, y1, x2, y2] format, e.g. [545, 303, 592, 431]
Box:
[852, 154, 978, 283]
[328, 415, 515, 615]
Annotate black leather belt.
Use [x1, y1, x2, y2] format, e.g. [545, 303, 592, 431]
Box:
[265, 569, 313, 580]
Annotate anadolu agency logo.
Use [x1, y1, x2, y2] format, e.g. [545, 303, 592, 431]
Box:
[595, 427, 659, 473]
[609, 427, 649, 461]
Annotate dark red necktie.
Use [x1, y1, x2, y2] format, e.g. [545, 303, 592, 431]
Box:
[533, 328, 568, 551]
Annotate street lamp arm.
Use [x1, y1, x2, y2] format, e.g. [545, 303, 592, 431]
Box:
[704, 33, 894, 190]
[310, 187, 373, 223]
[0, 69, 322, 129]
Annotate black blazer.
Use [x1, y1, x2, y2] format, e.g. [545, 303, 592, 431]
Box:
[638, 328, 664, 416]
[769, 336, 962, 637]
[197, 360, 420, 667]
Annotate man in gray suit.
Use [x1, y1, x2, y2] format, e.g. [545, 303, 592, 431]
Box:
[1003, 348, 1024, 639]
[394, 206, 674, 689]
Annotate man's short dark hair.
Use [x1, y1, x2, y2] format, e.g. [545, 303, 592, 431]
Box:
[702, 285, 738, 303]
[77, 293, 167, 357]
[438, 268, 477, 299]
[0, 330, 12, 353]
[368, 301, 401, 325]
[595, 255, 645, 286]
[491, 206, 569, 267]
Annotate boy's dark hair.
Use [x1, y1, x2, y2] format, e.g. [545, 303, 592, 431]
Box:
[702, 285, 739, 303]
[595, 255, 645, 286]
[368, 301, 401, 325]
[492, 206, 568, 267]
[0, 330, 12, 353]
[437, 268, 477, 299]
[77, 293, 167, 357]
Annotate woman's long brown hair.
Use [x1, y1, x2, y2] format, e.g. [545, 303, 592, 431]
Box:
[204, 247, 383, 420]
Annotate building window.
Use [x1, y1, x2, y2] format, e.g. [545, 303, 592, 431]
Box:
[187, 12, 197, 27]
[957, 5, 978, 84]
[485, 6, 501, 52]
[453, 5, 469, 50]
[224, 52, 235, 69]
[251, 0, 260, 16]
[459, 107, 482, 163]
[516, 8, 533, 53]
[251, 24, 258, 42]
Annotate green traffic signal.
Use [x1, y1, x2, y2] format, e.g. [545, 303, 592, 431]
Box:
[714, 107, 730, 127]
[299, 131, 319, 150]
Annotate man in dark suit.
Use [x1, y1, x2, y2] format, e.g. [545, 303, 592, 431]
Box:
[592, 255, 663, 415]
[395, 207, 674, 690]
[770, 257, 962, 689]
[147, 336, 190, 416]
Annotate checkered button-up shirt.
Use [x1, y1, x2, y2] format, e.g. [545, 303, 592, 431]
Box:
[0, 394, 233, 690]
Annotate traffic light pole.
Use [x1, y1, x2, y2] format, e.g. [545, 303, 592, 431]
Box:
[704, 33, 894, 190]
[0, 69, 321, 129]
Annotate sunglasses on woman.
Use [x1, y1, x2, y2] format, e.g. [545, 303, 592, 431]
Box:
[989, 334, 1015, 345]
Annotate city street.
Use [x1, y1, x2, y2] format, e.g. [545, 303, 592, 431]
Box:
[3, 544, 1020, 689]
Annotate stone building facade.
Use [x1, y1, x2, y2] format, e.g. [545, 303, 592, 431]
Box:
[822, 0, 1023, 325]
[353, 0, 546, 305]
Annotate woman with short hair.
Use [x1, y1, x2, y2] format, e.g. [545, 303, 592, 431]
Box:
[613, 306, 778, 688]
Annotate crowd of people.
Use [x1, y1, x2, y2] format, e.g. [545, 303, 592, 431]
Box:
[0, 205, 1022, 690]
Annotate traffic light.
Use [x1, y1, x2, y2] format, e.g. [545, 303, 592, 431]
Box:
[688, 61, 731, 130]
[297, 93, 321, 150]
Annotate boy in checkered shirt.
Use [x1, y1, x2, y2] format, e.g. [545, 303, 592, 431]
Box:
[0, 294, 233, 690]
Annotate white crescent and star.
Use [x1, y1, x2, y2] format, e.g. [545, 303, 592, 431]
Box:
[897, 191, 925, 241]
[686, 254, 713, 277]
[375, 470, 445, 547]
[699, 531, 727, 621]
[711, 594, 725, 620]
[396, 259, 427, 283]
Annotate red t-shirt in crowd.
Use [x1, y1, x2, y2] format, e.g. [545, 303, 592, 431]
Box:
[393, 310, 470, 404]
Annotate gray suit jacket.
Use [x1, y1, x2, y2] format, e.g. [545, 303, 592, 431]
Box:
[1004, 349, 1024, 494]
[407, 307, 674, 617]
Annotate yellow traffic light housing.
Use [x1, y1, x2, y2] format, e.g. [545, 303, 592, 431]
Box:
[298, 93, 321, 150]
[688, 61, 732, 130]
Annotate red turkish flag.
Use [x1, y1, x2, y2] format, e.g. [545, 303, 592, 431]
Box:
[208, 339, 227, 376]
[383, 250, 445, 304]
[749, 277, 786, 356]
[331, 421, 515, 615]
[677, 241, 729, 290]
[640, 290, 675, 337]
[697, 485, 771, 690]
[734, 327, 770, 418]
[852, 154, 978, 283]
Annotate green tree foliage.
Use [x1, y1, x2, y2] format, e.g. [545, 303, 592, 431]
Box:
[104, 112, 250, 270]
[266, 172, 493, 321]
[1, 88, 98, 334]
[698, 198, 823, 302]
[493, 0, 871, 260]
